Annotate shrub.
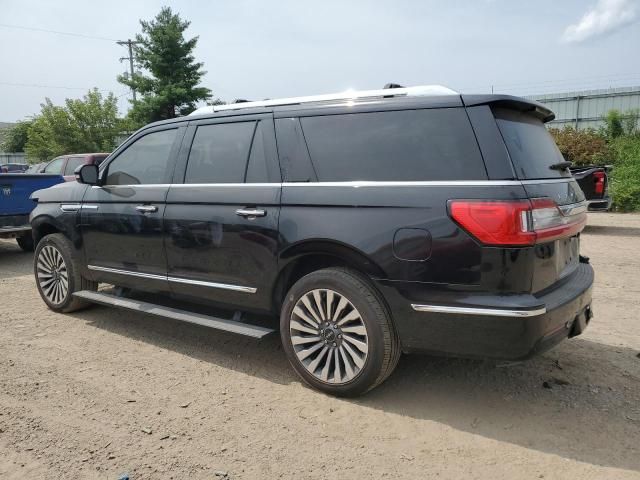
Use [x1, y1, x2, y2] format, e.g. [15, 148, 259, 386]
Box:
[608, 135, 640, 212]
[548, 126, 610, 166]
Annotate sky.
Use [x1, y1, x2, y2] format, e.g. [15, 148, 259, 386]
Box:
[1, 0, 639, 122]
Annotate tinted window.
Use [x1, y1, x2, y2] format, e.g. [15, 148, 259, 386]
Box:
[275, 118, 317, 182]
[64, 157, 85, 176]
[245, 121, 269, 183]
[494, 108, 569, 179]
[300, 109, 486, 181]
[44, 157, 65, 174]
[185, 122, 255, 183]
[106, 129, 177, 185]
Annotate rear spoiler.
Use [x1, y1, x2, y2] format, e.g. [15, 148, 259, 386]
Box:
[461, 94, 555, 123]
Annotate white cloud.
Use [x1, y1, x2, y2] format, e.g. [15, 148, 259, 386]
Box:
[562, 0, 638, 43]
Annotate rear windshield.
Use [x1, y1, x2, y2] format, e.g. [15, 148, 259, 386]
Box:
[300, 108, 487, 182]
[494, 108, 570, 179]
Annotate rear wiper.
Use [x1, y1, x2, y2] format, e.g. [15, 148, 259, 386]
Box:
[549, 161, 573, 171]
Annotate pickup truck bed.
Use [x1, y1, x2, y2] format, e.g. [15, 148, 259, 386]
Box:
[570, 165, 612, 212]
[1, 173, 64, 250]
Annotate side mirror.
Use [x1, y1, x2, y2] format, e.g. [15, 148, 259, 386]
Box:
[75, 164, 99, 185]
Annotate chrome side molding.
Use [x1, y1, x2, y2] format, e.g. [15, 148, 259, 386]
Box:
[87, 265, 257, 293]
[411, 304, 547, 317]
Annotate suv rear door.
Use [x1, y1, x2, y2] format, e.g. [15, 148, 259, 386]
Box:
[164, 113, 281, 311]
[79, 125, 184, 292]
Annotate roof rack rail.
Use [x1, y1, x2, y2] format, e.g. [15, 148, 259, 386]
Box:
[189, 84, 458, 116]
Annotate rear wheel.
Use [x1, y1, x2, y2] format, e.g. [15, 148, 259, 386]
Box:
[34, 233, 97, 312]
[16, 234, 34, 252]
[280, 267, 400, 397]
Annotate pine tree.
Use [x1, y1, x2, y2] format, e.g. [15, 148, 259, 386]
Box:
[119, 7, 212, 125]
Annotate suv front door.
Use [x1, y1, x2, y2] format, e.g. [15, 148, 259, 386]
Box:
[80, 125, 184, 293]
[164, 114, 281, 311]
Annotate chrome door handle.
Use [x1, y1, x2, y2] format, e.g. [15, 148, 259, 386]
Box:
[236, 208, 266, 218]
[136, 205, 158, 213]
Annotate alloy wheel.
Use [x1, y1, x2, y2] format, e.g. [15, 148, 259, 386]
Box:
[36, 245, 69, 305]
[289, 288, 369, 384]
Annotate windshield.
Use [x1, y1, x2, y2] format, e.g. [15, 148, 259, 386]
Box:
[494, 108, 570, 180]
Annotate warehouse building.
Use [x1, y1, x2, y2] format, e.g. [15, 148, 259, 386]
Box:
[526, 86, 640, 130]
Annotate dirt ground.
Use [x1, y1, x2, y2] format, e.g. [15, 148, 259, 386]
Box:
[0, 213, 639, 479]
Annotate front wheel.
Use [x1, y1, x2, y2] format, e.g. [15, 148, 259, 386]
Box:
[34, 233, 97, 312]
[280, 267, 400, 397]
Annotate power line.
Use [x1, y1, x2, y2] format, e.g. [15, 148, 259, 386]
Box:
[0, 23, 118, 42]
[0, 81, 114, 91]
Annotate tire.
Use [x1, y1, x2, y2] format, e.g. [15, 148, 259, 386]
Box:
[280, 267, 401, 397]
[16, 234, 34, 252]
[34, 233, 97, 313]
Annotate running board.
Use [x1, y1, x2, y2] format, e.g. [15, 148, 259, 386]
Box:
[73, 290, 275, 339]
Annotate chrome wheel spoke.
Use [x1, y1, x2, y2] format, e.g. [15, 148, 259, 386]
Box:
[293, 306, 318, 328]
[289, 287, 369, 385]
[300, 294, 322, 324]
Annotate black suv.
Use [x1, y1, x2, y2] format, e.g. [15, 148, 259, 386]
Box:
[30, 85, 594, 396]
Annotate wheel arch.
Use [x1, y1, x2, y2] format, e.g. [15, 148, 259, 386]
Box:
[272, 240, 387, 311]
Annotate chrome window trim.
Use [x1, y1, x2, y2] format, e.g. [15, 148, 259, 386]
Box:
[87, 265, 257, 293]
[411, 304, 547, 317]
[90, 179, 575, 189]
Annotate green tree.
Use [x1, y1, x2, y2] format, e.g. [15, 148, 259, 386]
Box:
[25, 89, 122, 161]
[1, 120, 31, 152]
[604, 109, 624, 139]
[119, 7, 212, 126]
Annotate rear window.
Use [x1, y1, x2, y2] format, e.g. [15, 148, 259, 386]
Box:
[299, 108, 487, 181]
[494, 108, 570, 180]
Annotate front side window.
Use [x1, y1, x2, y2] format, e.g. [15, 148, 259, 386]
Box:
[44, 157, 65, 174]
[300, 109, 487, 181]
[185, 122, 256, 184]
[105, 129, 177, 185]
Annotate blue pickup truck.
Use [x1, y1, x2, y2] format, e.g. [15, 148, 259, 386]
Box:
[0, 173, 64, 250]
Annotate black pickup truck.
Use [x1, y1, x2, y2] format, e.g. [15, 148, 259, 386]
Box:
[570, 165, 612, 211]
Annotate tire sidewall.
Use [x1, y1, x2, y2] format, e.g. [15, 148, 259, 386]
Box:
[280, 270, 388, 397]
[34, 235, 78, 312]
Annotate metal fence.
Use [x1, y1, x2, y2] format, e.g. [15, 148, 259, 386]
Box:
[0, 152, 27, 165]
[526, 86, 640, 130]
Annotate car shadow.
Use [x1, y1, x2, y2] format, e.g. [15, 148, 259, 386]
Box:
[0, 240, 33, 279]
[77, 304, 640, 472]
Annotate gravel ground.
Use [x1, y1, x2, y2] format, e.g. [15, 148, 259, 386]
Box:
[0, 213, 639, 479]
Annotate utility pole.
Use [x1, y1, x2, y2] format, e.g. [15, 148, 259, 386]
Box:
[117, 39, 140, 101]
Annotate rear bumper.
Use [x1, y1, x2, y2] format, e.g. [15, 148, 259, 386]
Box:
[375, 262, 594, 360]
[587, 197, 611, 212]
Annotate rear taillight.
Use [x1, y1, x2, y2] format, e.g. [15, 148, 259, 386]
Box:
[449, 198, 586, 247]
[593, 171, 605, 195]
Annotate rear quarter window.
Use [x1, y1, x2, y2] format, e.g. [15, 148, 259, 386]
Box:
[299, 108, 487, 181]
[494, 108, 570, 180]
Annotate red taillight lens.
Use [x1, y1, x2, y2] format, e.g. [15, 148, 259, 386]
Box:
[448, 200, 535, 246]
[593, 171, 605, 195]
[449, 198, 586, 247]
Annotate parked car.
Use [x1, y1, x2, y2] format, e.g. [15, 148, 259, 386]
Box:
[1, 173, 64, 250]
[41, 153, 110, 181]
[26, 162, 47, 174]
[0, 163, 29, 173]
[29, 84, 594, 396]
[570, 165, 612, 211]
